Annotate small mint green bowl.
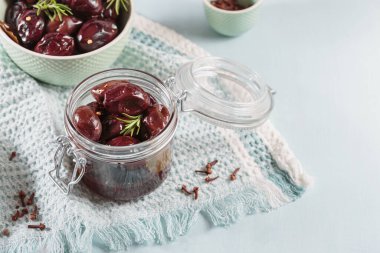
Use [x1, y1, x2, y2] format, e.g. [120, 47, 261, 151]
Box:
[203, 0, 262, 37]
[0, 0, 134, 86]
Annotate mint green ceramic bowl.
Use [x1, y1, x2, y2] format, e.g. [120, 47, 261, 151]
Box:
[203, 0, 262, 37]
[0, 0, 134, 86]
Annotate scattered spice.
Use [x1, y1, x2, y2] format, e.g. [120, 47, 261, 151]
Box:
[2, 228, 10, 237]
[27, 223, 46, 231]
[205, 176, 219, 183]
[7, 190, 43, 236]
[193, 187, 199, 200]
[181, 185, 192, 195]
[210, 0, 248, 11]
[11, 210, 20, 221]
[180, 185, 200, 200]
[230, 168, 240, 181]
[9, 151, 16, 161]
[195, 160, 218, 175]
[206, 160, 218, 171]
[194, 170, 209, 175]
[26, 192, 35, 206]
[30, 205, 38, 221]
[18, 191, 26, 207]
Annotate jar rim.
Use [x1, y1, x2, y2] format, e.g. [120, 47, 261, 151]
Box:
[64, 68, 178, 162]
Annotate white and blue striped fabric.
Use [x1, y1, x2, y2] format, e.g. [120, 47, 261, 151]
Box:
[0, 15, 311, 252]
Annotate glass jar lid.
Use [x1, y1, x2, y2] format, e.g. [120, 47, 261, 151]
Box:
[173, 57, 275, 128]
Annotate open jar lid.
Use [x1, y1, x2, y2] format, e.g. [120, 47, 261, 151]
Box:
[173, 57, 275, 128]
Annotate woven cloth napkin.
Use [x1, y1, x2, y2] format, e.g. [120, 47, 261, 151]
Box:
[0, 15, 311, 252]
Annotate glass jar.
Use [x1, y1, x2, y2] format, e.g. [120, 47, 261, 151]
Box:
[49, 57, 275, 201]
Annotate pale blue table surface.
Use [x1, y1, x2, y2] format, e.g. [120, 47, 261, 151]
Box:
[94, 0, 380, 252]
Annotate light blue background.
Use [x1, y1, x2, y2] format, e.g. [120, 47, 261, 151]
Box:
[95, 0, 380, 252]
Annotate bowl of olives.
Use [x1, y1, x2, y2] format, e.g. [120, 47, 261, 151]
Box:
[0, 0, 134, 86]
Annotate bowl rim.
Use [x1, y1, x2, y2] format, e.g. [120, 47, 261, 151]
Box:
[203, 0, 262, 14]
[0, 0, 134, 60]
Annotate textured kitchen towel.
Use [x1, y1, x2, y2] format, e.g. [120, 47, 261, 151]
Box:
[0, 15, 311, 252]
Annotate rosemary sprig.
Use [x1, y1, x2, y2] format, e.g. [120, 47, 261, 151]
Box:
[33, 0, 73, 21]
[115, 113, 142, 136]
[106, 0, 129, 15]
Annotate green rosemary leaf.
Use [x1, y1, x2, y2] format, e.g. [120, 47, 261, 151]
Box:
[106, 0, 114, 9]
[106, 0, 128, 15]
[121, 0, 128, 13]
[57, 11, 62, 21]
[33, 0, 72, 21]
[115, 114, 142, 137]
[115, 0, 120, 15]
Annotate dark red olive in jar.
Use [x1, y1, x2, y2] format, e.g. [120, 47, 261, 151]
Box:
[87, 101, 104, 113]
[17, 10, 46, 46]
[77, 19, 118, 52]
[5, 1, 27, 30]
[25, 0, 37, 4]
[68, 0, 103, 17]
[106, 136, 139, 146]
[34, 33, 75, 56]
[149, 94, 157, 105]
[47, 16, 83, 35]
[103, 83, 151, 116]
[73, 105, 102, 141]
[142, 104, 170, 138]
[136, 124, 150, 142]
[91, 80, 131, 103]
[100, 117, 124, 142]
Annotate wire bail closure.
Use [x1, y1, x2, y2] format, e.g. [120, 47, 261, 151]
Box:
[49, 136, 87, 195]
[164, 76, 188, 111]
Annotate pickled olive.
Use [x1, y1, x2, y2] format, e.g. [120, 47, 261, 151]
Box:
[106, 136, 139, 146]
[87, 101, 104, 113]
[5, 1, 27, 30]
[34, 33, 75, 56]
[77, 19, 118, 52]
[87, 101, 101, 111]
[73, 105, 102, 141]
[73, 81, 170, 147]
[103, 83, 151, 115]
[68, 0, 103, 17]
[100, 117, 124, 142]
[149, 94, 157, 105]
[100, 6, 118, 20]
[142, 104, 170, 138]
[91, 80, 131, 103]
[17, 9, 46, 46]
[47, 16, 83, 35]
[136, 124, 150, 142]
